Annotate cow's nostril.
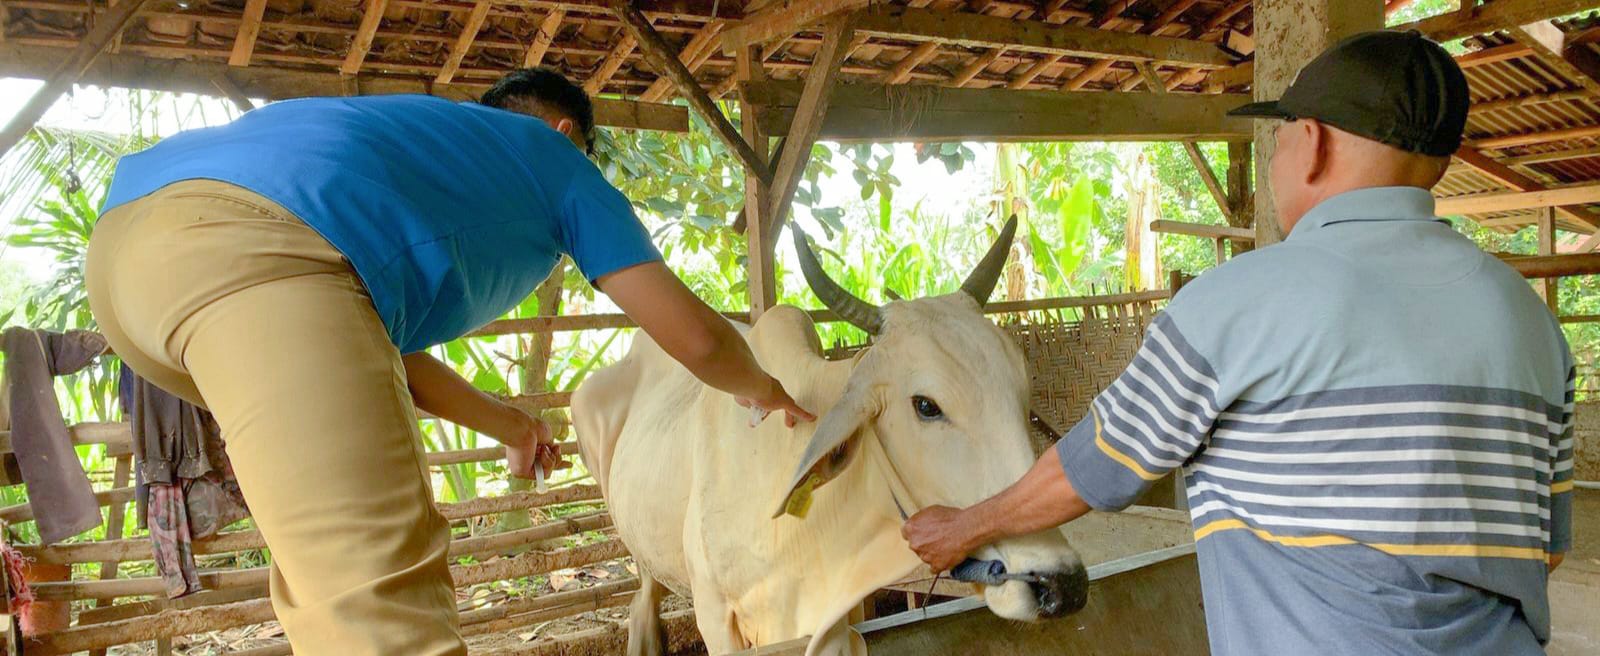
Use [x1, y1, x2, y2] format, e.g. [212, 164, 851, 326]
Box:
[1029, 564, 1089, 619]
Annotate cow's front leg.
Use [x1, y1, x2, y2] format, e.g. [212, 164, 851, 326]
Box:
[626, 570, 668, 656]
[686, 566, 746, 654]
[806, 620, 869, 656]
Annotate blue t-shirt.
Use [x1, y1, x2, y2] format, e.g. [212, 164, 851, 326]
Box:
[102, 94, 662, 353]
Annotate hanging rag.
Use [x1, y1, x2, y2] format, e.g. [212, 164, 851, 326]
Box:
[119, 364, 249, 598]
[0, 327, 108, 544]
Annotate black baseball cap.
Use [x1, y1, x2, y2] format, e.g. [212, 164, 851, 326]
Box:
[1228, 30, 1469, 157]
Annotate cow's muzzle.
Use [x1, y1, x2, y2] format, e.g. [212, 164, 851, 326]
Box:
[1029, 563, 1088, 618]
[951, 558, 1089, 619]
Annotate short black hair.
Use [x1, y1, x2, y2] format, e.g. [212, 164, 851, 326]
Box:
[481, 67, 595, 149]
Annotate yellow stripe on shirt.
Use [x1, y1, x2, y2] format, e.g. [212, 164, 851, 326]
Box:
[1091, 406, 1164, 481]
[1194, 519, 1550, 561]
[1552, 480, 1574, 494]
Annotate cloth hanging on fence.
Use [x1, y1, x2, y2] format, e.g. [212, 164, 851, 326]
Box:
[0, 327, 108, 544]
[119, 365, 250, 598]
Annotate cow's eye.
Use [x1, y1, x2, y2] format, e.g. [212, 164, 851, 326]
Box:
[911, 396, 944, 420]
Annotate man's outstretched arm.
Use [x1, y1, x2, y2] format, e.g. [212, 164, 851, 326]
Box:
[598, 261, 814, 425]
[903, 446, 1093, 573]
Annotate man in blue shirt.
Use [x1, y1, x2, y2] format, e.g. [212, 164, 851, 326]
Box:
[85, 68, 811, 655]
[902, 31, 1573, 655]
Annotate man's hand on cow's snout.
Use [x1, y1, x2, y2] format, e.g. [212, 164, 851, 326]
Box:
[735, 375, 816, 428]
[903, 505, 982, 574]
[505, 412, 571, 480]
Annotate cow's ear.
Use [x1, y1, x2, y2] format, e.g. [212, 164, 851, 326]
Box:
[772, 366, 882, 519]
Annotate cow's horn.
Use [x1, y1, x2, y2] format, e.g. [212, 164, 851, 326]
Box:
[958, 215, 1019, 307]
[791, 224, 884, 335]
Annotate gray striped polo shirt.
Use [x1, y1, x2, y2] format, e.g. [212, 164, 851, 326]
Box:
[1058, 186, 1574, 656]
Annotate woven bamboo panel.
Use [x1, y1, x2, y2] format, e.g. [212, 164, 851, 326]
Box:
[1006, 303, 1160, 455]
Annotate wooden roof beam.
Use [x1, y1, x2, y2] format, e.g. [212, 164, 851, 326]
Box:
[1394, 0, 1600, 42]
[850, 6, 1234, 68]
[639, 20, 724, 102]
[610, 0, 769, 183]
[1435, 182, 1600, 216]
[341, 0, 389, 75]
[0, 42, 690, 131]
[523, 8, 566, 67]
[719, 0, 869, 55]
[436, 0, 493, 84]
[747, 81, 1253, 142]
[584, 22, 642, 94]
[228, 0, 269, 66]
[1454, 146, 1600, 232]
[0, 0, 155, 158]
[1509, 20, 1600, 98]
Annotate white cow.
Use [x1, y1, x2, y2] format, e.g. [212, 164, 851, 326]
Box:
[571, 218, 1087, 655]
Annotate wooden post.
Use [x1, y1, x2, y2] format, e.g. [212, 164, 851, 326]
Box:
[499, 261, 567, 539]
[1538, 207, 1560, 315]
[739, 46, 778, 318]
[87, 454, 134, 656]
[1252, 0, 1382, 246]
[1226, 141, 1254, 255]
[0, 0, 155, 158]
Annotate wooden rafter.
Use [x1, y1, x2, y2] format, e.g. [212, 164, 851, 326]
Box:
[851, 6, 1233, 68]
[1435, 182, 1600, 216]
[764, 15, 854, 237]
[749, 81, 1252, 142]
[947, 47, 1006, 88]
[609, 0, 768, 183]
[0, 0, 154, 158]
[228, 0, 269, 67]
[1474, 124, 1600, 150]
[0, 43, 692, 131]
[720, 0, 868, 55]
[584, 25, 640, 94]
[1456, 42, 1532, 68]
[1509, 20, 1600, 98]
[1502, 145, 1600, 167]
[341, 0, 389, 75]
[881, 41, 940, 84]
[523, 8, 566, 67]
[1472, 89, 1589, 115]
[639, 20, 724, 102]
[1062, 0, 1202, 91]
[1396, 0, 1600, 43]
[1001, 0, 1073, 90]
[1453, 147, 1600, 232]
[436, 0, 493, 84]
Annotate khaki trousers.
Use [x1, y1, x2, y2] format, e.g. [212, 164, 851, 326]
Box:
[85, 180, 465, 655]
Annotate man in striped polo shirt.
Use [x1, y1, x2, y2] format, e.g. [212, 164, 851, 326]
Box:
[902, 30, 1574, 655]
